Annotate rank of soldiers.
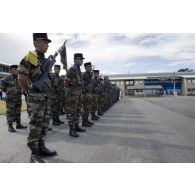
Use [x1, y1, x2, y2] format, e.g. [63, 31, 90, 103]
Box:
[0, 33, 120, 163]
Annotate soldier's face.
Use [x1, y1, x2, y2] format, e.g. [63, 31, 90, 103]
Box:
[94, 73, 99, 78]
[11, 68, 18, 75]
[74, 59, 83, 66]
[54, 68, 60, 74]
[85, 66, 92, 72]
[34, 39, 49, 53]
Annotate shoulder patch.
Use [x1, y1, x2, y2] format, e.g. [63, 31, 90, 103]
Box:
[25, 51, 38, 66]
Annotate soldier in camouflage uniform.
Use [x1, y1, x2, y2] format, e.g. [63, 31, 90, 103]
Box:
[97, 77, 104, 116]
[18, 33, 57, 163]
[0, 65, 27, 132]
[59, 75, 65, 115]
[81, 62, 94, 127]
[50, 65, 64, 126]
[64, 53, 86, 137]
[91, 70, 100, 120]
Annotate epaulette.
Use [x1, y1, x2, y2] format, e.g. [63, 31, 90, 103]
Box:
[25, 51, 38, 66]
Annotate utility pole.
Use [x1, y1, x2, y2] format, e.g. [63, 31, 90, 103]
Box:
[173, 65, 176, 96]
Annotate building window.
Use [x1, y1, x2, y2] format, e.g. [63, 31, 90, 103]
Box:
[135, 81, 139, 85]
[139, 81, 143, 84]
[188, 88, 195, 92]
[129, 80, 134, 85]
[188, 80, 192, 84]
[192, 80, 195, 84]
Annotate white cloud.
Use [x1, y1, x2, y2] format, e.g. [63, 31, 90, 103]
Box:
[1, 33, 195, 74]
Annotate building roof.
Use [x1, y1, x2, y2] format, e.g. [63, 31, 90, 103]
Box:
[0, 61, 10, 67]
[108, 72, 195, 80]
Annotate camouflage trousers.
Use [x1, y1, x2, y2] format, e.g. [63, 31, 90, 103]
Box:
[51, 97, 60, 120]
[91, 94, 98, 114]
[59, 93, 65, 114]
[27, 95, 51, 149]
[82, 93, 92, 120]
[97, 94, 104, 113]
[66, 95, 82, 127]
[6, 96, 22, 125]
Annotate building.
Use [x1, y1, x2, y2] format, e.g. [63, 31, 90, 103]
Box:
[108, 72, 195, 96]
[0, 62, 10, 79]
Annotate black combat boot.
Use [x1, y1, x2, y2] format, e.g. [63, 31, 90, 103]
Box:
[69, 125, 79, 137]
[57, 117, 64, 124]
[38, 140, 57, 157]
[48, 127, 53, 131]
[91, 113, 98, 120]
[30, 149, 45, 163]
[87, 119, 94, 125]
[98, 111, 104, 116]
[8, 124, 16, 132]
[52, 118, 61, 126]
[75, 124, 86, 132]
[82, 119, 92, 127]
[94, 113, 100, 119]
[16, 122, 27, 129]
[28, 141, 45, 163]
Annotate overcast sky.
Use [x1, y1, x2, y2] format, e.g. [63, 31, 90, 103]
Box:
[1, 33, 195, 75]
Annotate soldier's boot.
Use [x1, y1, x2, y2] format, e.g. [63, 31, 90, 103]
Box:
[98, 111, 104, 116]
[8, 124, 16, 132]
[75, 124, 86, 132]
[87, 119, 94, 125]
[16, 122, 27, 129]
[38, 140, 57, 157]
[91, 113, 98, 120]
[48, 127, 53, 131]
[57, 116, 64, 124]
[82, 119, 92, 127]
[69, 125, 79, 137]
[28, 141, 45, 163]
[94, 113, 100, 119]
[52, 118, 61, 126]
[30, 149, 45, 163]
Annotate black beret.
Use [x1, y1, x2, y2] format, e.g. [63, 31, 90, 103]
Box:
[74, 53, 85, 60]
[93, 70, 99, 74]
[33, 33, 51, 43]
[54, 65, 61, 68]
[9, 65, 18, 70]
[84, 62, 92, 67]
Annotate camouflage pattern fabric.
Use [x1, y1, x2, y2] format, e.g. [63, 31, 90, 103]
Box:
[91, 77, 100, 114]
[0, 74, 22, 125]
[50, 73, 61, 120]
[81, 71, 93, 120]
[65, 64, 82, 127]
[18, 50, 51, 149]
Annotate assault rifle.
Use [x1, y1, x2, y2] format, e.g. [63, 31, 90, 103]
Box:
[32, 40, 67, 95]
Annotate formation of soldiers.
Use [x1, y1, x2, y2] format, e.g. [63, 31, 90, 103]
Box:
[0, 33, 120, 163]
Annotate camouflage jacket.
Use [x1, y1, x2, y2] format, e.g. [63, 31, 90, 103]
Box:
[82, 71, 93, 94]
[50, 73, 61, 97]
[92, 77, 100, 94]
[65, 64, 82, 96]
[0, 74, 22, 98]
[18, 50, 51, 98]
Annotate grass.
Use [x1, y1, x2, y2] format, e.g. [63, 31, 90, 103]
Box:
[0, 100, 27, 115]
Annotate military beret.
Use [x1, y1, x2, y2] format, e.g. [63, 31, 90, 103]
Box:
[9, 65, 18, 70]
[84, 62, 92, 67]
[54, 65, 61, 68]
[33, 33, 51, 43]
[74, 53, 85, 60]
[93, 70, 99, 74]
